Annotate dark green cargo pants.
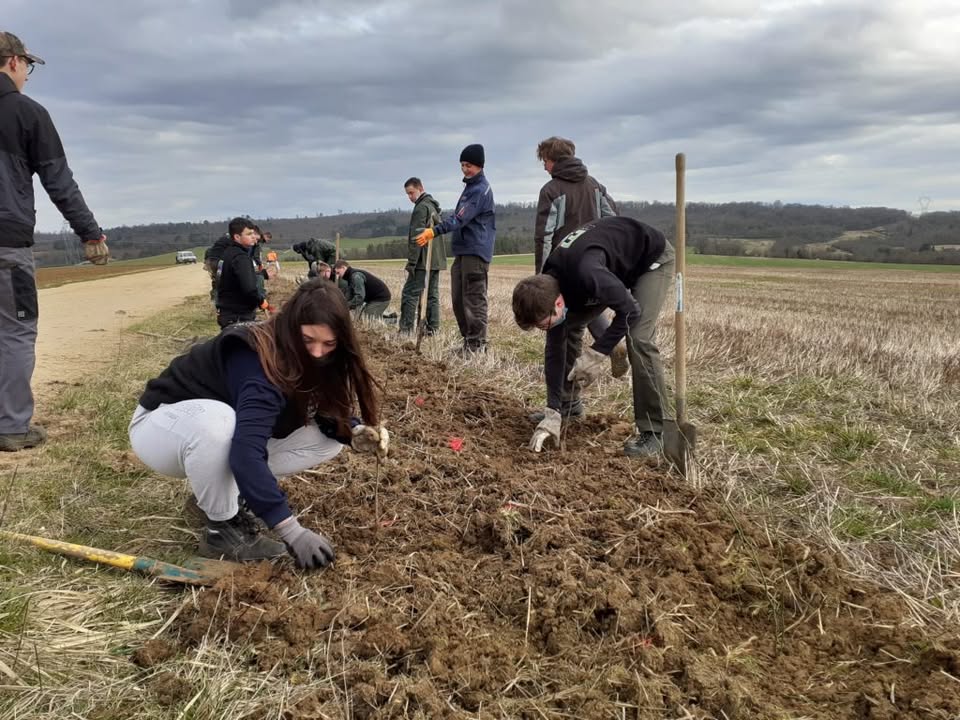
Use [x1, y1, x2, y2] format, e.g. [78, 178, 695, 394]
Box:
[399, 269, 440, 333]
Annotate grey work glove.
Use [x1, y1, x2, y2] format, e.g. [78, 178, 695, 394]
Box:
[567, 346, 607, 388]
[529, 407, 562, 453]
[351, 424, 390, 458]
[274, 516, 335, 569]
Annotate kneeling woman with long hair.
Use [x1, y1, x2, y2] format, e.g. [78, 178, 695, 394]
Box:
[129, 279, 388, 569]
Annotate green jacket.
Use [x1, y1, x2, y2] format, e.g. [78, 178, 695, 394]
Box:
[407, 193, 445, 271]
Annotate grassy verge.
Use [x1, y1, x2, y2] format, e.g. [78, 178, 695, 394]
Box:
[2, 261, 958, 717]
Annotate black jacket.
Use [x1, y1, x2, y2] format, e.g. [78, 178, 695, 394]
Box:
[0, 74, 100, 247]
[341, 266, 390, 308]
[139, 328, 305, 439]
[543, 216, 668, 354]
[216, 242, 263, 314]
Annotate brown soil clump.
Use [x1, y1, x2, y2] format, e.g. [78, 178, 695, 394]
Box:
[167, 334, 960, 719]
[130, 638, 176, 668]
[147, 671, 193, 706]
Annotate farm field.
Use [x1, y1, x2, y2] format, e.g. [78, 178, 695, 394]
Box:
[1, 260, 959, 719]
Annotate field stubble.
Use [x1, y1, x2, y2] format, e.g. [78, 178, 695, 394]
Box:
[0, 262, 959, 719]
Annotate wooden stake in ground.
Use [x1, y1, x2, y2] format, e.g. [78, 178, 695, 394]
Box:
[415, 218, 435, 354]
[662, 152, 698, 478]
[335, 232, 341, 262]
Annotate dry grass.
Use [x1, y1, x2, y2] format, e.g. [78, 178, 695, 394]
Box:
[1, 260, 959, 718]
[365, 261, 960, 622]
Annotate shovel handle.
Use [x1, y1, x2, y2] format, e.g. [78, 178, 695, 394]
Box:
[415, 218, 435, 353]
[0, 530, 214, 585]
[675, 153, 687, 424]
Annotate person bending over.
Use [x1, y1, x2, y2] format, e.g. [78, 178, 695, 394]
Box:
[129, 279, 389, 568]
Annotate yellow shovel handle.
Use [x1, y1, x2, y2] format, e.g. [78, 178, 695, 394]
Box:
[0, 530, 138, 570]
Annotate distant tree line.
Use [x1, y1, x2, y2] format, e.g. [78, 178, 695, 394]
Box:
[30, 201, 960, 267]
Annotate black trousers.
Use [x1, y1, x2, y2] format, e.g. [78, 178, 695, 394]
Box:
[450, 255, 489, 349]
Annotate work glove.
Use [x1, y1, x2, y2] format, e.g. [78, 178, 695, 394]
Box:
[274, 516, 335, 569]
[414, 227, 435, 247]
[83, 234, 110, 265]
[351, 424, 390, 458]
[567, 346, 607, 388]
[529, 407, 561, 453]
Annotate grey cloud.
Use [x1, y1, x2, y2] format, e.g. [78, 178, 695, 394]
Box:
[7, 0, 960, 230]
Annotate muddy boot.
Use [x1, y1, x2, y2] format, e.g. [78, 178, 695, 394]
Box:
[0, 425, 47, 452]
[609, 341, 629, 379]
[199, 512, 286, 562]
[624, 431, 663, 457]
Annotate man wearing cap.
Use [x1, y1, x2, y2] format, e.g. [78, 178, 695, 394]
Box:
[414, 144, 495, 354]
[0, 31, 109, 451]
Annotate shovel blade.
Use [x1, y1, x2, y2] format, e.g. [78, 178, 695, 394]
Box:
[142, 556, 245, 587]
[662, 419, 697, 476]
[177, 556, 246, 582]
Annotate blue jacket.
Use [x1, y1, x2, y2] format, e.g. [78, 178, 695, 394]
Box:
[434, 172, 496, 262]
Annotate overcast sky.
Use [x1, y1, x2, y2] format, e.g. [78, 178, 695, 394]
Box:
[8, 0, 960, 232]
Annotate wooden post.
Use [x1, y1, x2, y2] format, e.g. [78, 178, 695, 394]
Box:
[335, 232, 341, 262]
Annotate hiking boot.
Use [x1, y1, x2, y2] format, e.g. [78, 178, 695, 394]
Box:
[0, 425, 47, 452]
[624, 431, 663, 458]
[199, 511, 286, 563]
[529, 402, 584, 423]
[186, 495, 268, 530]
[610, 342, 629, 379]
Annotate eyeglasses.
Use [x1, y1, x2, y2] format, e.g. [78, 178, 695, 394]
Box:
[3, 55, 36, 75]
[536, 313, 556, 331]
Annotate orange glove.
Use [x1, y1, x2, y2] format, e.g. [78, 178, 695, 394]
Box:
[414, 227, 435, 247]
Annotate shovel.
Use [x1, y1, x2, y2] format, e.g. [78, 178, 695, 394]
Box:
[415, 217, 436, 354]
[0, 530, 241, 587]
[662, 152, 698, 476]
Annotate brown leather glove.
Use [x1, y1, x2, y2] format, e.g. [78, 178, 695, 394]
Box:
[83, 235, 110, 265]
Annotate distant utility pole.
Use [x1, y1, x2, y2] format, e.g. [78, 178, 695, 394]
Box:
[60, 220, 80, 265]
[917, 196, 931, 216]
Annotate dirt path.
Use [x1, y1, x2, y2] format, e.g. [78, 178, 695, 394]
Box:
[33, 264, 209, 403]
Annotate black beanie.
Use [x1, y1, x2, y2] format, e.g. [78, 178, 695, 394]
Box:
[459, 143, 485, 168]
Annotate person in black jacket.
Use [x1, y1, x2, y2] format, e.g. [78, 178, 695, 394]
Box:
[0, 31, 109, 452]
[333, 260, 392, 320]
[129, 279, 389, 566]
[215, 217, 275, 328]
[512, 216, 675, 458]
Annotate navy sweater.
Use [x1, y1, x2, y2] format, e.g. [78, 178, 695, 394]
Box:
[433, 171, 496, 262]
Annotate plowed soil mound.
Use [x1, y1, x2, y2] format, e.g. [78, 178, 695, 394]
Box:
[167, 333, 960, 719]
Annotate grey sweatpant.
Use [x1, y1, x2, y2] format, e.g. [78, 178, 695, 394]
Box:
[0, 247, 38, 434]
[545, 242, 675, 433]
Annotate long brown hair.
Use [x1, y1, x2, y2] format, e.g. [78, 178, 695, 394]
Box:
[246, 279, 380, 434]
